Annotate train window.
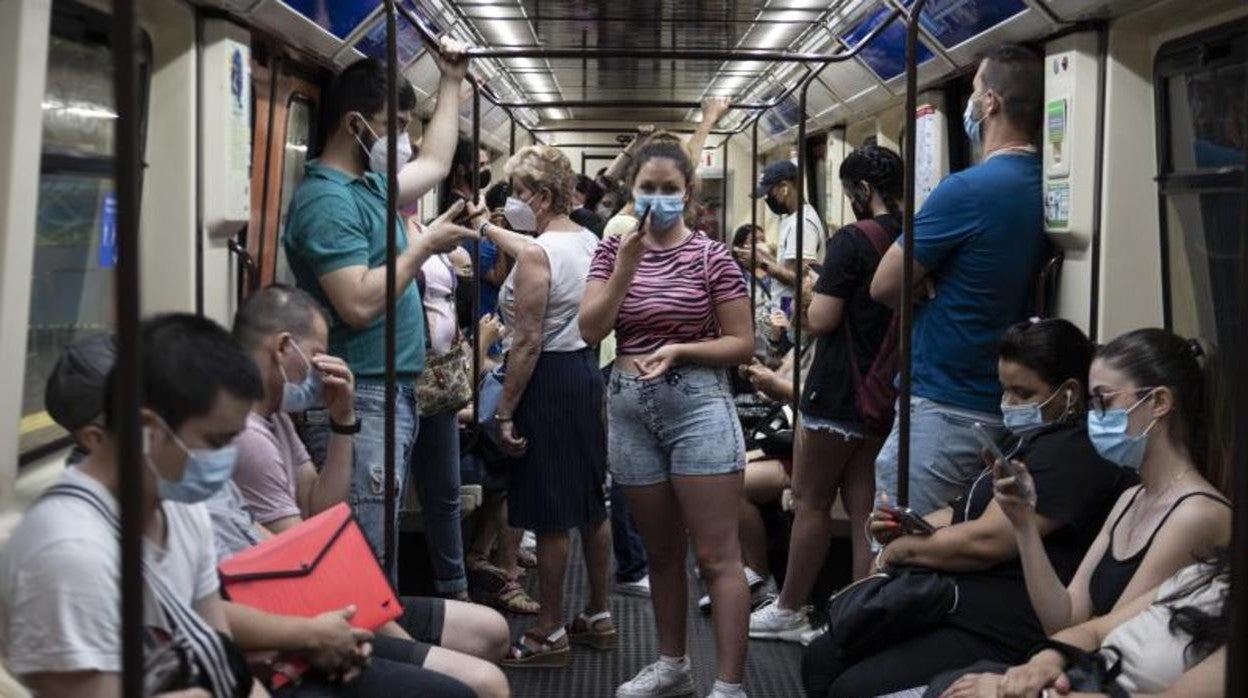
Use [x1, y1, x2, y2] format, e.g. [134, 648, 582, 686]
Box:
[274, 96, 315, 286]
[1155, 20, 1246, 354]
[21, 1, 150, 459]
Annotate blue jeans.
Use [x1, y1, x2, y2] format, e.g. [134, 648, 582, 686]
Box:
[607, 366, 747, 486]
[413, 411, 467, 594]
[610, 480, 648, 583]
[874, 396, 1005, 515]
[301, 382, 418, 582]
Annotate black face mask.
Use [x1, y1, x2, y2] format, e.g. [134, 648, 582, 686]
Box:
[478, 169, 492, 189]
[764, 193, 788, 216]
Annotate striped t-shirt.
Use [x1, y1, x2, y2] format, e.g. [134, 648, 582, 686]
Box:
[587, 231, 748, 355]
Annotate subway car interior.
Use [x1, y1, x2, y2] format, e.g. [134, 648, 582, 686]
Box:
[0, 0, 1246, 696]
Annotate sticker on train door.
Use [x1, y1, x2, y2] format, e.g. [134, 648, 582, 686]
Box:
[98, 191, 117, 268]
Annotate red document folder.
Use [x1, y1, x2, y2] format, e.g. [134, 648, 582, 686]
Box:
[218, 503, 401, 631]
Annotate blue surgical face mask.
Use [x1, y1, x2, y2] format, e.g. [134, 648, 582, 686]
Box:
[279, 339, 322, 413]
[1001, 384, 1072, 434]
[146, 421, 237, 503]
[1087, 390, 1159, 470]
[963, 93, 984, 147]
[634, 193, 686, 232]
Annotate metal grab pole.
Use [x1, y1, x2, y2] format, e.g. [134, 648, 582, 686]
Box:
[1227, 66, 1248, 698]
[720, 135, 730, 242]
[750, 118, 759, 321]
[471, 81, 482, 429]
[897, 0, 929, 508]
[113, 0, 144, 694]
[383, 0, 399, 576]
[791, 58, 839, 411]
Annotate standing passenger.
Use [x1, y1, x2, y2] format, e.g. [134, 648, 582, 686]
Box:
[469, 145, 615, 668]
[282, 44, 477, 578]
[750, 145, 905, 642]
[580, 141, 755, 698]
[751, 159, 826, 319]
[870, 43, 1049, 514]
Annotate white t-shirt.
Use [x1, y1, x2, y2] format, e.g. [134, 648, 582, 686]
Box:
[776, 203, 825, 310]
[0, 467, 219, 676]
[1103, 562, 1227, 693]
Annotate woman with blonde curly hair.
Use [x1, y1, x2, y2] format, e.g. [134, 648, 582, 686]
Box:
[469, 144, 615, 668]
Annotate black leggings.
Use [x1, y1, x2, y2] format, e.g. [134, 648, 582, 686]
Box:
[801, 625, 1014, 697]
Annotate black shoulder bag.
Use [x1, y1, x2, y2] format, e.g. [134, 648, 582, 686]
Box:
[826, 565, 959, 659]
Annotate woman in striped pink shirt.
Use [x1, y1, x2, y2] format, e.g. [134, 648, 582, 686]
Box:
[580, 140, 755, 698]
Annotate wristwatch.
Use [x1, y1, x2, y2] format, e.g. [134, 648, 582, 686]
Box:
[330, 417, 362, 435]
[478, 221, 491, 238]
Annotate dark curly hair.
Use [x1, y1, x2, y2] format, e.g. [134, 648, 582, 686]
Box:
[1159, 547, 1230, 666]
[838, 144, 904, 219]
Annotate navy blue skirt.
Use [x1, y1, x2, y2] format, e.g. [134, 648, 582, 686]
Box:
[507, 348, 608, 531]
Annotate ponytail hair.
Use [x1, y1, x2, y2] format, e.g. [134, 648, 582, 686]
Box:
[1096, 329, 1228, 494]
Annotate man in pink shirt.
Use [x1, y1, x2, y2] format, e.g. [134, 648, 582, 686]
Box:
[230, 284, 510, 697]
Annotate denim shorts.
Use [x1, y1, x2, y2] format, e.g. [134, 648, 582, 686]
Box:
[607, 365, 747, 486]
[800, 411, 868, 441]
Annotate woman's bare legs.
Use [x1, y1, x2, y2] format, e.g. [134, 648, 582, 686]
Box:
[776, 428, 863, 612]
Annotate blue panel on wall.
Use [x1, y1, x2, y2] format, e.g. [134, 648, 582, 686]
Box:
[284, 0, 380, 39]
[841, 6, 935, 81]
[915, 0, 1027, 49]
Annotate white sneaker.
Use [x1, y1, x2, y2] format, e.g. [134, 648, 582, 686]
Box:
[706, 682, 748, 698]
[748, 599, 811, 642]
[616, 658, 695, 697]
[616, 575, 652, 598]
[701, 574, 773, 614]
[520, 530, 536, 553]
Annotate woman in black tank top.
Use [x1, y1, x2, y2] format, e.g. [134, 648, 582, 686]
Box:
[995, 328, 1231, 635]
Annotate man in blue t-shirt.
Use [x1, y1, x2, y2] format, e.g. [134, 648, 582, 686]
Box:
[871, 44, 1050, 514]
[283, 39, 478, 579]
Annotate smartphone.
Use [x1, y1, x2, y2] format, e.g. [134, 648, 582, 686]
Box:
[883, 505, 937, 536]
[973, 422, 1032, 498]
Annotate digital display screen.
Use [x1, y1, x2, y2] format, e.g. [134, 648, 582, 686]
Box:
[355, 13, 424, 65]
[284, 0, 380, 40]
[762, 97, 803, 138]
[915, 0, 1028, 49]
[841, 6, 935, 81]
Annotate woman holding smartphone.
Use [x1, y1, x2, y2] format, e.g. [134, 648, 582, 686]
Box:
[580, 139, 754, 698]
[802, 319, 1134, 697]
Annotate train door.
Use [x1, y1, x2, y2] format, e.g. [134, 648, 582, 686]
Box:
[247, 53, 320, 295]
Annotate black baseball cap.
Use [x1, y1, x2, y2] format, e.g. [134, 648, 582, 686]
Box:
[45, 332, 116, 433]
[752, 160, 798, 198]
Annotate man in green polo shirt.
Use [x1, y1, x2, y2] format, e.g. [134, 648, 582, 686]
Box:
[283, 38, 477, 582]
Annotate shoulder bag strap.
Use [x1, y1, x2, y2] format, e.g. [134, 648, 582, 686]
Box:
[42, 484, 236, 696]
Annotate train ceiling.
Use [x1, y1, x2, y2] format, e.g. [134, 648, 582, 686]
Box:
[208, 0, 1154, 150]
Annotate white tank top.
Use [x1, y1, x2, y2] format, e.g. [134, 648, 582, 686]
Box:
[500, 228, 598, 352]
[1102, 562, 1226, 693]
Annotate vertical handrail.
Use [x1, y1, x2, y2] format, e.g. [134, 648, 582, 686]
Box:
[750, 119, 759, 320]
[471, 81, 483, 428]
[382, 0, 399, 575]
[897, 0, 929, 508]
[791, 61, 836, 411]
[1227, 65, 1248, 697]
[720, 135, 730, 241]
[113, 0, 145, 694]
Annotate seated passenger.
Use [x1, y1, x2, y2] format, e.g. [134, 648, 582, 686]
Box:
[801, 318, 1135, 697]
[993, 328, 1231, 635]
[38, 323, 483, 697]
[932, 549, 1231, 698]
[1, 315, 267, 697]
[229, 285, 511, 696]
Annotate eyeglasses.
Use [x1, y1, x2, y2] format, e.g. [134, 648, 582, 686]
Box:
[1089, 387, 1159, 418]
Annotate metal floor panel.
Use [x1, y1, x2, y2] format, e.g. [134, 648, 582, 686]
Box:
[503, 535, 805, 697]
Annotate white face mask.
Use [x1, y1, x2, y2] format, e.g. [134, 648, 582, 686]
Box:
[503, 195, 538, 232]
[353, 116, 412, 175]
